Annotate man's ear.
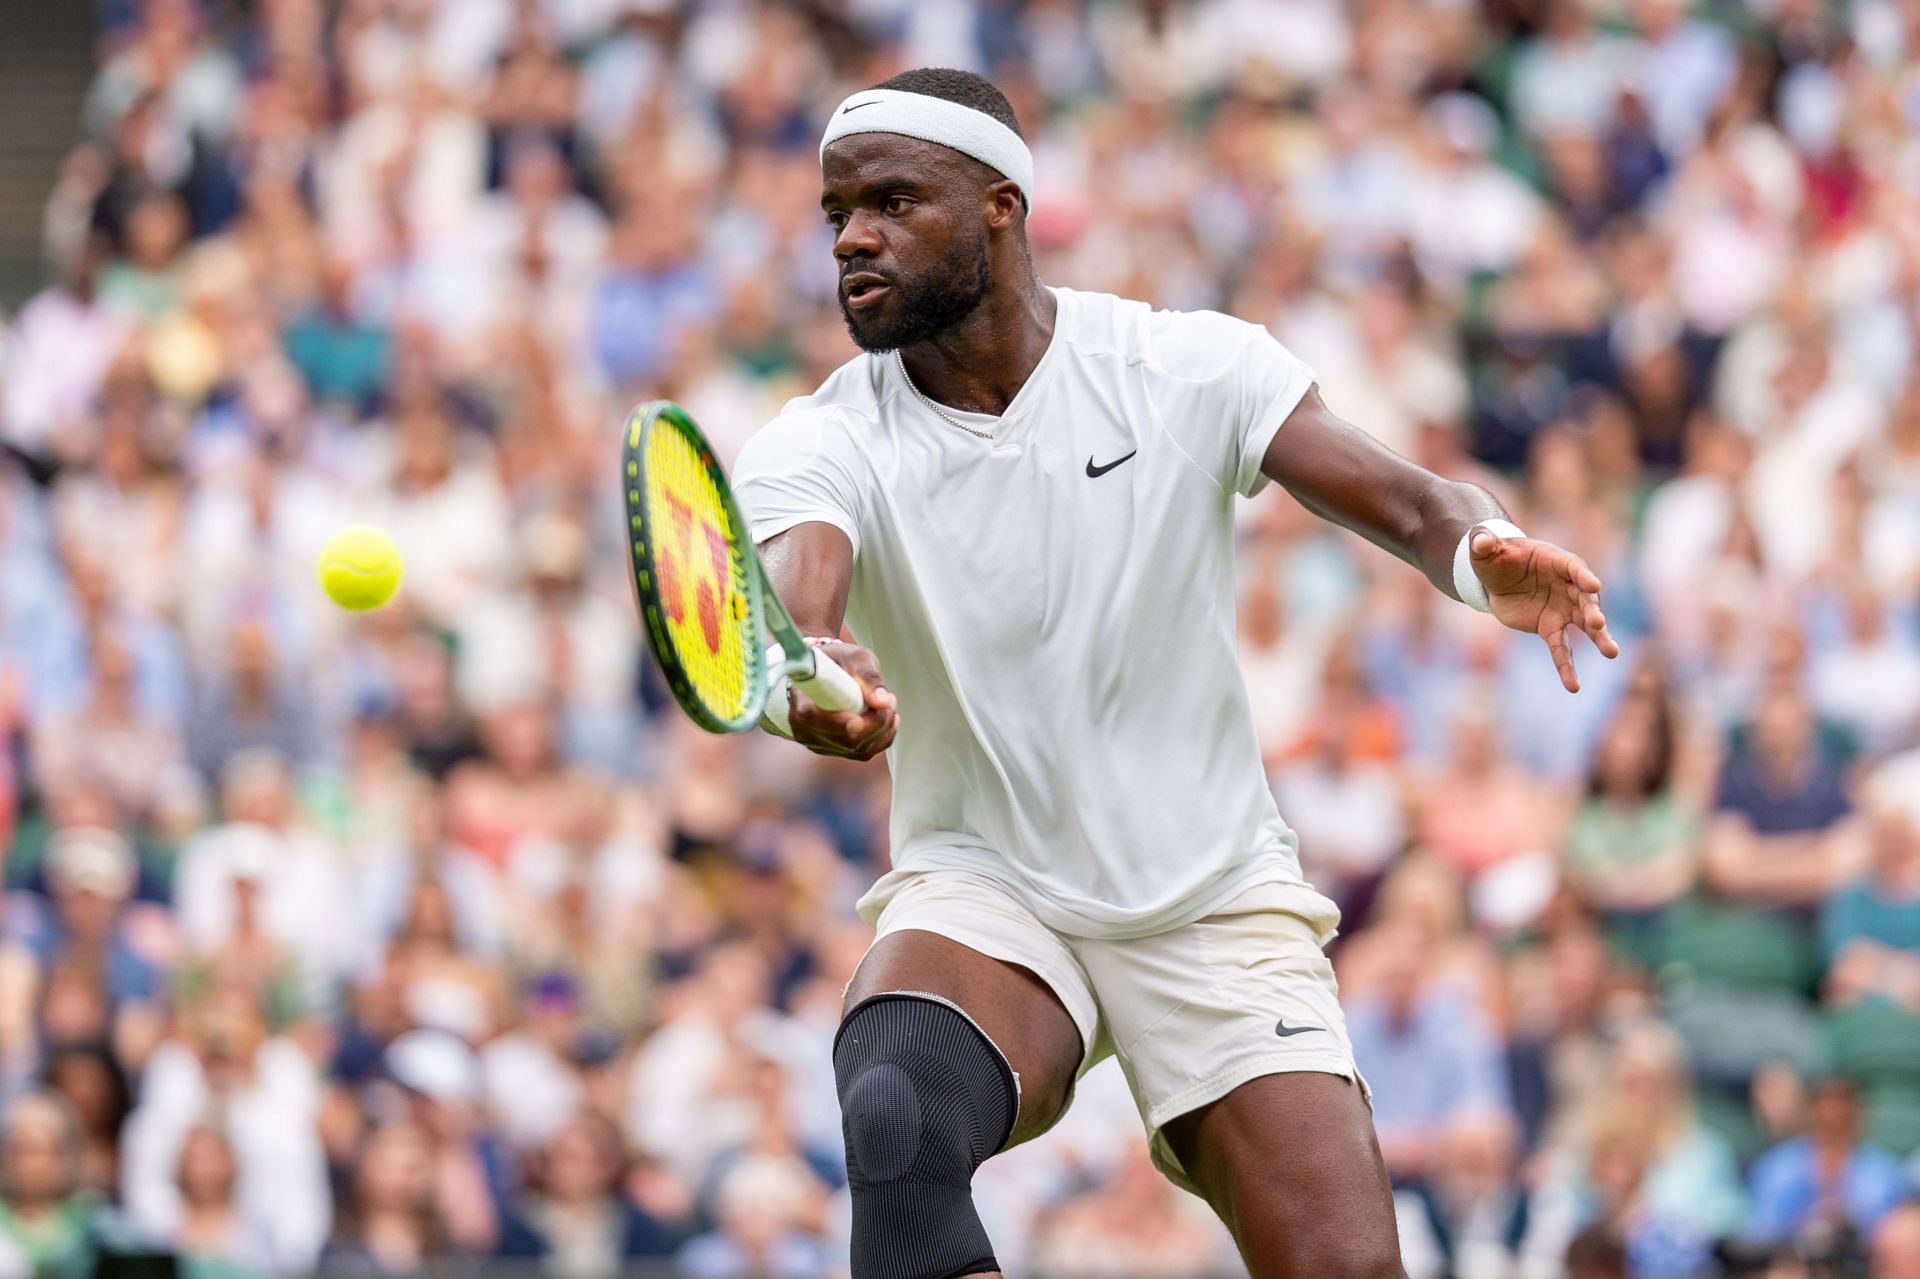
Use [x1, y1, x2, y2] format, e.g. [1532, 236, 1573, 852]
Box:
[983, 180, 1025, 231]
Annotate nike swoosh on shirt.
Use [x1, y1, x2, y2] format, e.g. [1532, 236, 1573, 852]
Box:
[1085, 450, 1137, 478]
[1274, 1019, 1324, 1038]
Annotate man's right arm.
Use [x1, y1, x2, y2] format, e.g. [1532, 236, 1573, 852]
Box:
[759, 522, 898, 760]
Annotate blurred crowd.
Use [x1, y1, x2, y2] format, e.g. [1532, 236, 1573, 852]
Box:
[2, 0, 1920, 1276]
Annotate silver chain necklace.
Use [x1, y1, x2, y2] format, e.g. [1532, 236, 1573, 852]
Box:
[894, 349, 996, 441]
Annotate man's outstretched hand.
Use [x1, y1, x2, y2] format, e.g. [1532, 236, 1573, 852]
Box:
[1470, 528, 1621, 693]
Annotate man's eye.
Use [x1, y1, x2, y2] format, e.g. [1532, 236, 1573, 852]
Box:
[826, 211, 848, 231]
[884, 196, 913, 214]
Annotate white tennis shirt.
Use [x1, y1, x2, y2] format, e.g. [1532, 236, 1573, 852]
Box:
[735, 286, 1331, 940]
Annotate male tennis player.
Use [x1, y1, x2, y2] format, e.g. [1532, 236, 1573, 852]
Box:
[734, 68, 1618, 1279]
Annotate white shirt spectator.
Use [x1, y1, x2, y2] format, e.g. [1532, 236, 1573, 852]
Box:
[362, 459, 516, 629]
[625, 1006, 817, 1187]
[122, 1037, 330, 1275]
[173, 821, 346, 993]
[1510, 29, 1636, 141]
[480, 1031, 583, 1151]
[1811, 597, 1920, 755]
[1, 283, 128, 451]
[1271, 755, 1408, 891]
[1630, 6, 1740, 155]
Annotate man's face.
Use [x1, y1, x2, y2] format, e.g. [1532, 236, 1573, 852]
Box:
[821, 135, 994, 353]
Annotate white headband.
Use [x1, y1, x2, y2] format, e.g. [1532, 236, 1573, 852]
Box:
[819, 88, 1034, 207]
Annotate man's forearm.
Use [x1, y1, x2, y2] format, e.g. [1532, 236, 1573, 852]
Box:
[1288, 471, 1507, 597]
[1262, 389, 1513, 600]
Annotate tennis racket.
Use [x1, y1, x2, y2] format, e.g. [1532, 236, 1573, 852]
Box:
[621, 401, 867, 734]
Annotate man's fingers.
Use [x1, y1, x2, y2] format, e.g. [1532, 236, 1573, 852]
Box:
[1470, 529, 1502, 559]
[1562, 583, 1620, 659]
[1558, 551, 1604, 595]
[825, 707, 892, 738]
[1584, 602, 1621, 659]
[1546, 624, 1580, 693]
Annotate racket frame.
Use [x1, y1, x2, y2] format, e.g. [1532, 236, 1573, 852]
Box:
[623, 401, 861, 734]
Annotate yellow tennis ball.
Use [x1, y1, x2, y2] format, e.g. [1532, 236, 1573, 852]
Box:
[318, 525, 404, 611]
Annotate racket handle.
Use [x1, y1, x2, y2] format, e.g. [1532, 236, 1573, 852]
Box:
[796, 649, 867, 712]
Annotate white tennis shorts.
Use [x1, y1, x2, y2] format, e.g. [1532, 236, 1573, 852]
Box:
[854, 869, 1369, 1194]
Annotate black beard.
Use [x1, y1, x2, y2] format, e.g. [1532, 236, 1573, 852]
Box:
[840, 234, 992, 353]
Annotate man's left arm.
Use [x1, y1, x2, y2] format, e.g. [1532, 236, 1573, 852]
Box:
[1260, 387, 1619, 692]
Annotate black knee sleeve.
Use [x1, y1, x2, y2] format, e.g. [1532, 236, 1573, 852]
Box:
[834, 993, 1018, 1279]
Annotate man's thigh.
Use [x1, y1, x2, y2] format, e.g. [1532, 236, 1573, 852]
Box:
[1162, 1071, 1404, 1279]
[846, 877, 1090, 1147]
[1074, 888, 1402, 1277]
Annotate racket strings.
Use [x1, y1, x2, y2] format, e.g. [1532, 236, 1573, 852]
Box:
[641, 421, 756, 722]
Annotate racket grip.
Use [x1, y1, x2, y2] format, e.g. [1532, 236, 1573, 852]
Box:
[796, 649, 867, 712]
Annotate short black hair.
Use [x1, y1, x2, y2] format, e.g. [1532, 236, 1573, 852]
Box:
[870, 67, 1022, 138]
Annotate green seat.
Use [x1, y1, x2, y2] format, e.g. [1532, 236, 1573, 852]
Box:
[1666, 987, 1828, 1088]
[1865, 1081, 1920, 1157]
[1660, 901, 1816, 997]
[1828, 1003, 1920, 1085]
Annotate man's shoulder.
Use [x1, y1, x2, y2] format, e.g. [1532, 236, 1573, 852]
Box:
[779, 349, 888, 424]
[1062, 287, 1280, 382]
[735, 354, 884, 475]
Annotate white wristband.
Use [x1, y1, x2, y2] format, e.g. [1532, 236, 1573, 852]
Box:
[758, 637, 847, 740]
[1452, 519, 1527, 613]
[759, 643, 796, 739]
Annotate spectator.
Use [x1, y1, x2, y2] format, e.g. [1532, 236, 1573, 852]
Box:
[1027, 1146, 1227, 1279]
[1344, 920, 1514, 1183]
[1553, 1020, 1746, 1247]
[120, 984, 330, 1273]
[674, 1153, 833, 1279]
[1505, 922, 1624, 1156]
[455, 512, 639, 773]
[382, 1029, 508, 1256]
[1395, 1109, 1568, 1279]
[1809, 581, 1920, 757]
[1412, 691, 1564, 889]
[1562, 693, 1700, 939]
[0, 1091, 107, 1279]
[185, 619, 317, 783]
[1822, 761, 1920, 1011]
[172, 751, 343, 1001]
[1745, 1075, 1906, 1250]
[1705, 685, 1864, 909]
[32, 624, 193, 832]
[321, 1121, 448, 1276]
[38, 1046, 132, 1200]
[0, 827, 169, 1081]
[161, 1123, 276, 1275]
[1238, 539, 1335, 762]
[353, 781, 502, 980]
[446, 702, 568, 871]
[0, 229, 128, 452]
[1268, 653, 1407, 915]
[479, 973, 589, 1152]
[495, 1112, 678, 1274]
[625, 943, 817, 1191]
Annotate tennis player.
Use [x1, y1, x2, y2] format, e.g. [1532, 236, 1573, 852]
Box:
[734, 68, 1618, 1279]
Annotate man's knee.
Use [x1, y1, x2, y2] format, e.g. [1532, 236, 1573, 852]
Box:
[835, 993, 1017, 1279]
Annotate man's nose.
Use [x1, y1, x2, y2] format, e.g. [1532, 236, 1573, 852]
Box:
[833, 210, 883, 262]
